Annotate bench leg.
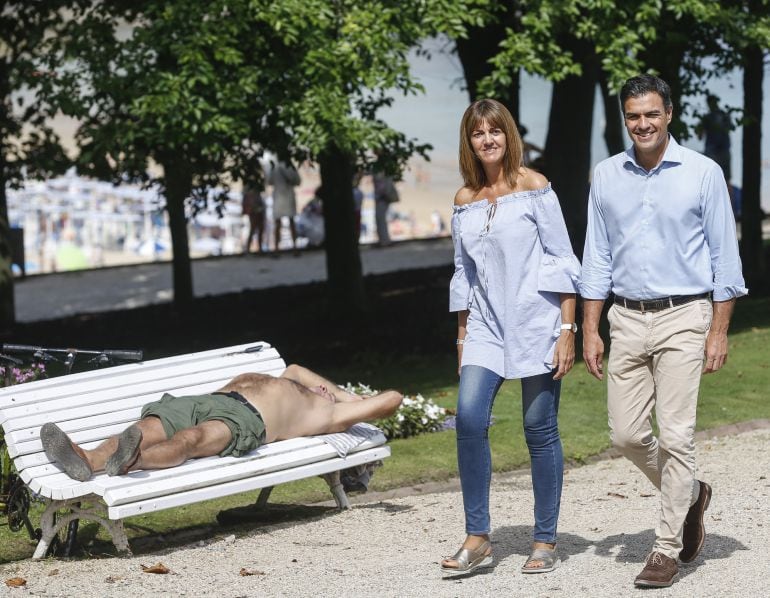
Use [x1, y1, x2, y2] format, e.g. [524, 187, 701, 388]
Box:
[321, 471, 350, 510]
[32, 499, 131, 560]
[255, 486, 274, 508]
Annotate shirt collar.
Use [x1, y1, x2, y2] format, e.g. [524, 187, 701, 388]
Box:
[623, 134, 684, 172]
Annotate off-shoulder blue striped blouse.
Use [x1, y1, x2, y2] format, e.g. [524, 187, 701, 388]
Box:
[450, 184, 580, 379]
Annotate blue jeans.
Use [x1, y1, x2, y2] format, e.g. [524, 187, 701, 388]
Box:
[456, 365, 563, 542]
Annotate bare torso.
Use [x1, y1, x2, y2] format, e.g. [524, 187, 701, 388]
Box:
[217, 373, 332, 443]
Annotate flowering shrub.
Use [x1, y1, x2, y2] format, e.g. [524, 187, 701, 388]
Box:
[0, 363, 46, 387]
[1, 363, 46, 491]
[341, 383, 448, 440]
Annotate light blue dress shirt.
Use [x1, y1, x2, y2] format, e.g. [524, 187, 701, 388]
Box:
[450, 185, 581, 379]
[581, 136, 747, 302]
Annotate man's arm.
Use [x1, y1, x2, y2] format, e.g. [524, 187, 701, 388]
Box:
[280, 364, 361, 402]
[704, 298, 735, 374]
[582, 299, 606, 380]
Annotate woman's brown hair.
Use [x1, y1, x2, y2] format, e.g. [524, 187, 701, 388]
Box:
[459, 99, 523, 192]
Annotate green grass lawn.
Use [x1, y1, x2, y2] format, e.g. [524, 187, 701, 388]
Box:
[2, 297, 768, 563]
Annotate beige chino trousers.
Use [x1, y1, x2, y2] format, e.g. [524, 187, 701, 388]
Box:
[607, 299, 711, 559]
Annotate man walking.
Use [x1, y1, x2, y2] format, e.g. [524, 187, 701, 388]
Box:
[580, 74, 747, 588]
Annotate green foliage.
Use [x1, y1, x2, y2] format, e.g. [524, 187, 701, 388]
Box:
[0, 2, 76, 187]
[259, 0, 436, 175]
[471, 0, 770, 102]
[42, 0, 451, 197]
[45, 1, 282, 196]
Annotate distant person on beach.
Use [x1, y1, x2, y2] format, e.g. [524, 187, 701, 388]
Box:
[372, 170, 399, 247]
[41, 365, 402, 481]
[581, 74, 747, 588]
[696, 94, 732, 186]
[430, 210, 447, 236]
[442, 99, 580, 577]
[242, 186, 266, 253]
[267, 160, 301, 253]
[296, 186, 325, 247]
[518, 124, 544, 168]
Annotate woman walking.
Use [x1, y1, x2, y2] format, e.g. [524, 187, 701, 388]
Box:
[441, 99, 580, 576]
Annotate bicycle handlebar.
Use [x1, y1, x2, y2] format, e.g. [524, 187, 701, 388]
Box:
[2, 344, 143, 362]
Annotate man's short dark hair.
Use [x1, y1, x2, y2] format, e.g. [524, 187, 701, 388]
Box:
[620, 74, 673, 111]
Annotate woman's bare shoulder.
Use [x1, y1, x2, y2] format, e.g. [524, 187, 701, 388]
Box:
[454, 187, 478, 206]
[516, 167, 550, 192]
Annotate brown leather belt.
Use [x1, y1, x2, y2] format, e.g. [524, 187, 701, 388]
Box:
[614, 292, 711, 313]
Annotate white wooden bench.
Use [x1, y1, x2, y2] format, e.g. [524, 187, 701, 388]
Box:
[0, 341, 391, 559]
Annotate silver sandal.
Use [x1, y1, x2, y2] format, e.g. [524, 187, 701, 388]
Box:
[441, 540, 494, 576]
[521, 547, 559, 574]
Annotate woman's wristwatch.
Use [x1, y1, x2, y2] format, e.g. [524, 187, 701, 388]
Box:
[560, 323, 578, 333]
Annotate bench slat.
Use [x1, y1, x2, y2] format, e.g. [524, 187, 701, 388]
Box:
[103, 440, 384, 506]
[23, 437, 331, 499]
[107, 446, 391, 519]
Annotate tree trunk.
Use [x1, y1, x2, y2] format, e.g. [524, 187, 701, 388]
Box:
[740, 45, 765, 290]
[543, 37, 597, 256]
[319, 144, 365, 314]
[455, 8, 519, 121]
[160, 158, 194, 308]
[0, 68, 15, 329]
[599, 70, 625, 156]
[0, 177, 15, 330]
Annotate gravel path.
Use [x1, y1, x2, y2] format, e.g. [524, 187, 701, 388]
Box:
[2, 427, 768, 597]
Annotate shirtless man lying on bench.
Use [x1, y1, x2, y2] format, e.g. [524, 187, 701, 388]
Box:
[41, 364, 403, 481]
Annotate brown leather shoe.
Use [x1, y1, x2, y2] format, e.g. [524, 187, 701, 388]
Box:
[634, 551, 678, 587]
[680, 480, 712, 563]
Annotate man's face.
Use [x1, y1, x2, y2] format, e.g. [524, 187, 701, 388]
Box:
[623, 92, 672, 162]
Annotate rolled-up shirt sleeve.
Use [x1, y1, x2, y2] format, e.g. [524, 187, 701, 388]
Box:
[580, 170, 613, 299]
[533, 191, 581, 293]
[449, 210, 476, 312]
[700, 164, 748, 301]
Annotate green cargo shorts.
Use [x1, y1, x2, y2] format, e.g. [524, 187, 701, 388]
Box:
[140, 392, 266, 457]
